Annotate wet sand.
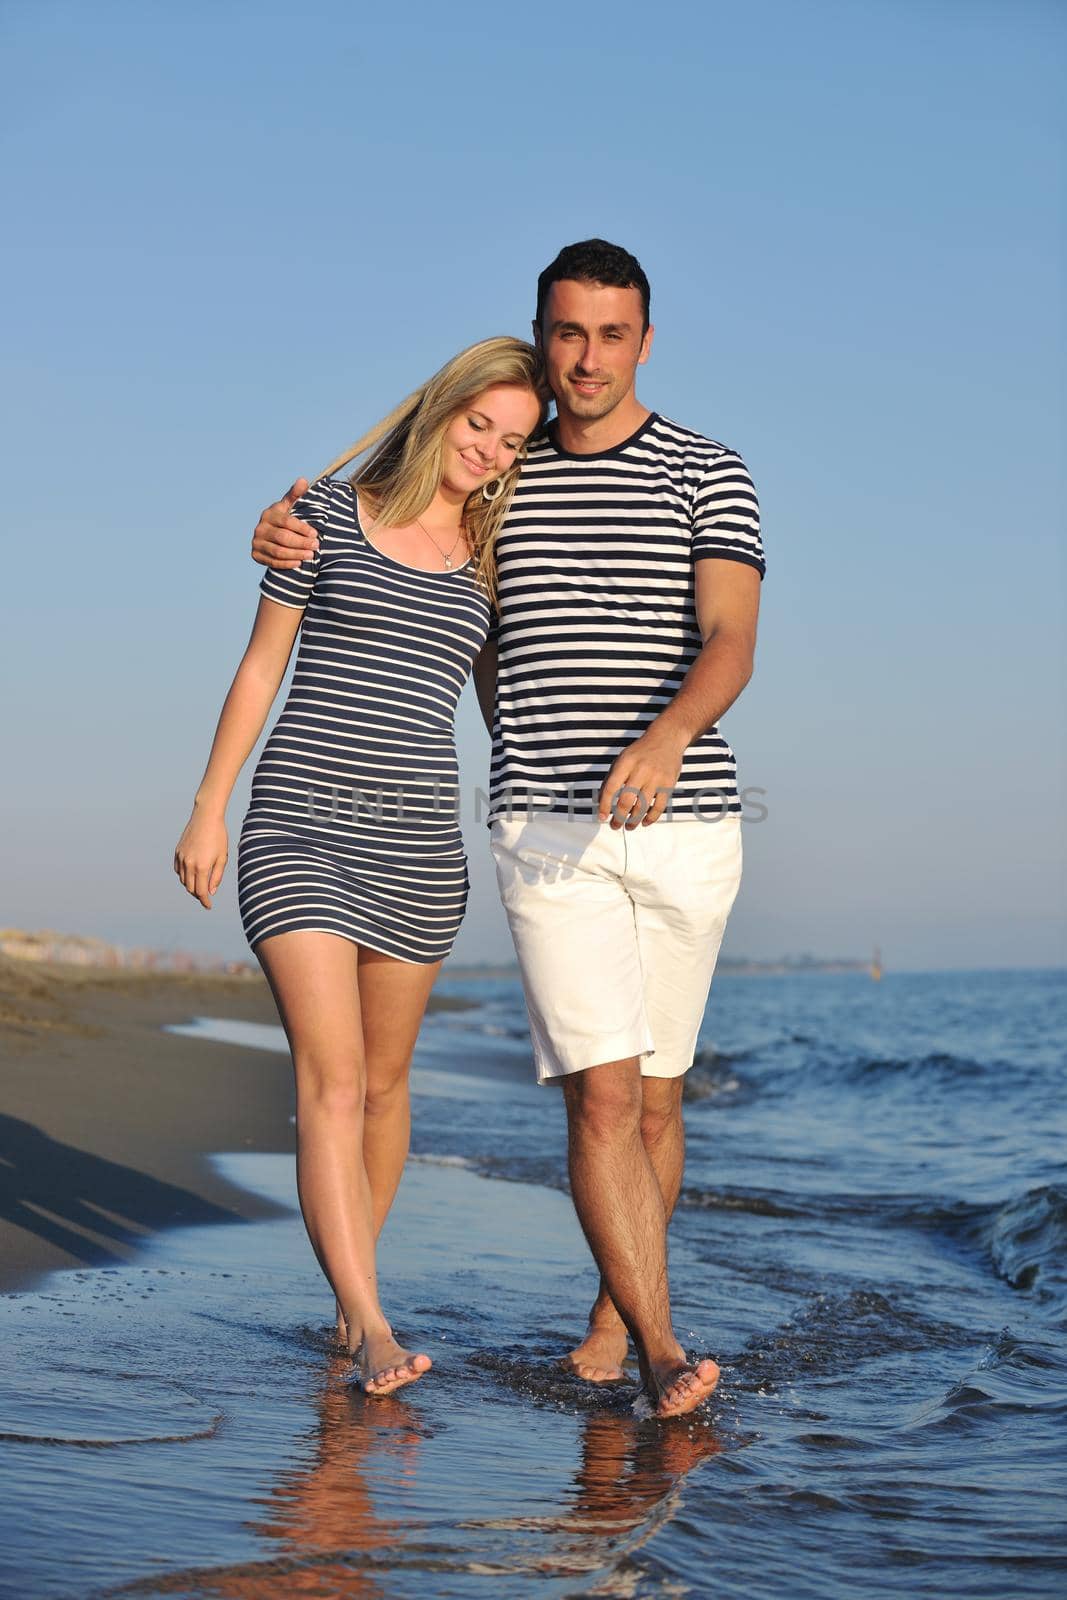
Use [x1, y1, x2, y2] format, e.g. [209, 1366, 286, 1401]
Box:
[0, 1146, 729, 1599]
[1, 969, 729, 1599]
[3, 964, 1064, 1598]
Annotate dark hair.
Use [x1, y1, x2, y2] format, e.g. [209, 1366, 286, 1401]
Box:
[535, 239, 651, 335]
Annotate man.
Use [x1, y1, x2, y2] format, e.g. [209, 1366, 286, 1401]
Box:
[252, 240, 764, 1418]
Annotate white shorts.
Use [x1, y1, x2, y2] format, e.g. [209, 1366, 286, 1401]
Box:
[490, 813, 743, 1085]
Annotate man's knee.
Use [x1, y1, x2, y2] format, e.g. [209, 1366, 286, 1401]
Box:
[640, 1077, 684, 1144]
[563, 1059, 643, 1142]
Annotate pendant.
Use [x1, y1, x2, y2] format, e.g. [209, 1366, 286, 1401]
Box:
[444, 557, 452, 569]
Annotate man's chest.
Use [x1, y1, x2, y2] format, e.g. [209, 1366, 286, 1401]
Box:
[493, 513, 696, 605]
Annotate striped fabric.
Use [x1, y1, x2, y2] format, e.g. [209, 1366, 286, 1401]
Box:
[488, 413, 764, 822]
[237, 478, 490, 962]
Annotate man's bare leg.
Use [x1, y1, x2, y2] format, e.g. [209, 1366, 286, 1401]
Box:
[562, 1060, 718, 1418]
[564, 1075, 685, 1381]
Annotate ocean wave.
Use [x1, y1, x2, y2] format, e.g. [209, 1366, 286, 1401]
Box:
[763, 1049, 999, 1094]
[682, 1185, 805, 1219]
[425, 1013, 532, 1041]
[686, 1042, 1032, 1109]
[408, 1153, 478, 1170]
[0, 1367, 222, 1447]
[879, 1185, 1067, 1322]
[679, 1184, 992, 1234]
[988, 1186, 1067, 1319]
[844, 1050, 990, 1083]
[692, 1045, 759, 1070]
[732, 1288, 971, 1388]
[681, 1181, 1067, 1324]
[901, 1330, 1067, 1433]
[683, 1057, 751, 1103]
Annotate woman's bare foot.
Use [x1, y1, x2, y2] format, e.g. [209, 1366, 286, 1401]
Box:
[559, 1321, 630, 1383]
[355, 1333, 432, 1398]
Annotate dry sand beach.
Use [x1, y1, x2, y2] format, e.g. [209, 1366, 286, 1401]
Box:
[0, 955, 301, 1292]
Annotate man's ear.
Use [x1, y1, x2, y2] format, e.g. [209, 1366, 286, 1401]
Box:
[531, 319, 543, 350]
[638, 322, 655, 367]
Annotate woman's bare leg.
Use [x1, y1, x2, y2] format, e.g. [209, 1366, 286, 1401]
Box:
[332, 948, 442, 1345]
[256, 929, 430, 1395]
[359, 948, 441, 1227]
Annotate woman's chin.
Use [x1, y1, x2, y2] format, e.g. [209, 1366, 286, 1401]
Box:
[444, 470, 489, 499]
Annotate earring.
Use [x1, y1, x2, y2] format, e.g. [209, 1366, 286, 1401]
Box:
[482, 476, 505, 503]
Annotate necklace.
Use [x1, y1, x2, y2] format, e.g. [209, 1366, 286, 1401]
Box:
[414, 515, 465, 570]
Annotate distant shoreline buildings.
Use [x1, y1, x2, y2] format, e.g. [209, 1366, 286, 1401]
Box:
[0, 929, 258, 977]
[443, 953, 876, 979]
[0, 930, 879, 980]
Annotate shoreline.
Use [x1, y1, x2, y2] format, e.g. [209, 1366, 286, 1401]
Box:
[0, 955, 470, 1296]
[0, 955, 296, 1293]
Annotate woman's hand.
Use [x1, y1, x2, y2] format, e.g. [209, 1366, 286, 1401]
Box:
[174, 808, 229, 909]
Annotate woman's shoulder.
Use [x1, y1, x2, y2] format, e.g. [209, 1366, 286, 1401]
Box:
[292, 475, 359, 535]
[297, 474, 355, 511]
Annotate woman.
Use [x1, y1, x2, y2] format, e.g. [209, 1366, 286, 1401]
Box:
[174, 337, 548, 1395]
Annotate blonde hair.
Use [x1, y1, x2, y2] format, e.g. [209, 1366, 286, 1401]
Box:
[316, 336, 550, 603]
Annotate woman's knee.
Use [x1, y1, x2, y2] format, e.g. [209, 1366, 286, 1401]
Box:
[292, 1050, 366, 1116]
[363, 1058, 411, 1118]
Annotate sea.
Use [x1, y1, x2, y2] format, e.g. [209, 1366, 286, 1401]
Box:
[1, 967, 1065, 1598]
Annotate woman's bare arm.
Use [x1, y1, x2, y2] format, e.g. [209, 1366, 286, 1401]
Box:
[174, 598, 304, 907]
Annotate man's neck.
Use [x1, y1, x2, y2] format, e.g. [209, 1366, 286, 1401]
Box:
[553, 396, 652, 456]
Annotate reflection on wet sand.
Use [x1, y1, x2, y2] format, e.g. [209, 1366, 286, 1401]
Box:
[460, 1406, 724, 1581]
[114, 1356, 721, 1598]
[136, 1355, 418, 1597]
[244, 1357, 422, 1590]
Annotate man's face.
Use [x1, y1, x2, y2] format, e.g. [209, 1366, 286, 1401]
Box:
[536, 279, 653, 423]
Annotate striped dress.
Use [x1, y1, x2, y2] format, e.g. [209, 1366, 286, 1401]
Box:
[237, 478, 491, 963]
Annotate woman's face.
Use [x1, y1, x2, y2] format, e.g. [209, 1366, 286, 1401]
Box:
[441, 384, 543, 499]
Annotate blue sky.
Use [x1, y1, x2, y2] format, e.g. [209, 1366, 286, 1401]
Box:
[2, 0, 1063, 970]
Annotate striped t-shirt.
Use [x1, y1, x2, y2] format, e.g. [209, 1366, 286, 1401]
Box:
[487, 412, 764, 823]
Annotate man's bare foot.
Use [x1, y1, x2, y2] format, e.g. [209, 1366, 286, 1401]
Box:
[354, 1333, 432, 1398]
[646, 1357, 720, 1419]
[559, 1323, 630, 1384]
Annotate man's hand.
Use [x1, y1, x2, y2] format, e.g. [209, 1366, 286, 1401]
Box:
[597, 563, 760, 829]
[597, 726, 689, 830]
[252, 477, 320, 570]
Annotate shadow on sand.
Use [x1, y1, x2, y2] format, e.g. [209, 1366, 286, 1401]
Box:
[0, 1114, 281, 1272]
